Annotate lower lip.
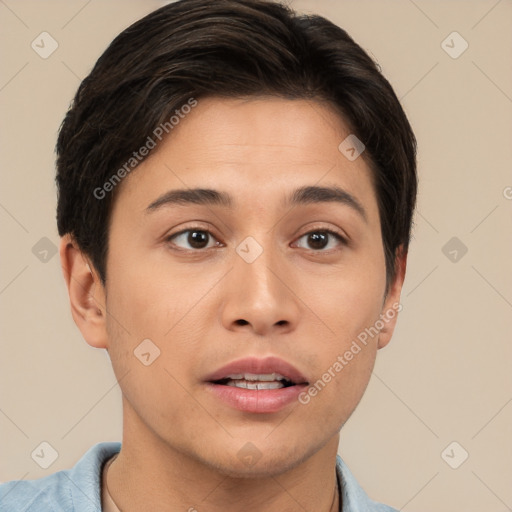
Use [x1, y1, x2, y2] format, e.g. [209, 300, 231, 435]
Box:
[205, 382, 308, 413]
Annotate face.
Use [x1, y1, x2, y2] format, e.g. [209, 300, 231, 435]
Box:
[72, 97, 404, 477]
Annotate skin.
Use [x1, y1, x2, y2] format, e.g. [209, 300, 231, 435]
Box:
[60, 97, 406, 512]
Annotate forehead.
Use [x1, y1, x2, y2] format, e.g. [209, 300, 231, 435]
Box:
[113, 96, 378, 220]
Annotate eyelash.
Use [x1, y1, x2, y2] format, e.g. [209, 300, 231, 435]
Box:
[165, 226, 347, 253]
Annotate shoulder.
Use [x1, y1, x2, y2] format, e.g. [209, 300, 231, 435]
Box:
[336, 455, 399, 512]
[0, 442, 121, 512]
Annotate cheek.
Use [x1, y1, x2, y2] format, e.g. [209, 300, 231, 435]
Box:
[311, 261, 385, 345]
[104, 242, 185, 338]
[103, 290, 200, 426]
[298, 257, 384, 416]
[103, 248, 212, 388]
[298, 331, 378, 430]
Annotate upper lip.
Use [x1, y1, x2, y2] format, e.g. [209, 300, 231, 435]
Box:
[204, 356, 309, 385]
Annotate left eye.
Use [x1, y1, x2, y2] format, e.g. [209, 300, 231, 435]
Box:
[167, 229, 220, 250]
[294, 230, 346, 251]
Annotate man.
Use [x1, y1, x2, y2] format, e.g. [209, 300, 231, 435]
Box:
[0, 0, 416, 510]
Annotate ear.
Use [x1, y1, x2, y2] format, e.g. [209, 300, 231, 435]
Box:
[377, 246, 407, 349]
[59, 234, 108, 349]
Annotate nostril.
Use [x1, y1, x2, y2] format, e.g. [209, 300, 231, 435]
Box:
[235, 319, 248, 326]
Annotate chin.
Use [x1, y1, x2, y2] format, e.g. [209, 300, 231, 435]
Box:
[198, 441, 317, 479]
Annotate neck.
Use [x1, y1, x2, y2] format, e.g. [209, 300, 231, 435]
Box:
[106, 399, 341, 512]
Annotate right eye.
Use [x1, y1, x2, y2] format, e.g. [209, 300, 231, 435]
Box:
[165, 228, 221, 251]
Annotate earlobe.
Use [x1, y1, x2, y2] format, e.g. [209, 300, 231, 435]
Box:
[59, 234, 109, 349]
[377, 247, 407, 349]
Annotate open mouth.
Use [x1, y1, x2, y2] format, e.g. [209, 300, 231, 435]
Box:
[212, 372, 297, 390]
[205, 357, 309, 413]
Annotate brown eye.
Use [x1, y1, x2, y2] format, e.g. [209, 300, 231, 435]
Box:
[167, 229, 218, 250]
[294, 230, 346, 251]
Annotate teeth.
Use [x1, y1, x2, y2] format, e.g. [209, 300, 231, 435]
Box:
[220, 373, 292, 389]
[226, 380, 285, 390]
[226, 373, 287, 382]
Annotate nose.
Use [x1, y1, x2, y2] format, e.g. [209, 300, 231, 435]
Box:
[220, 239, 300, 337]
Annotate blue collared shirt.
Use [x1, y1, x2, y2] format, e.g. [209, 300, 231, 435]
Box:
[0, 442, 398, 511]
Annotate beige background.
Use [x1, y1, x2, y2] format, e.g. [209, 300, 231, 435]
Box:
[1, 1, 511, 510]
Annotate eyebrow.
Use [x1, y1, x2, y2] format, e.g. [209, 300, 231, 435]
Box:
[146, 185, 367, 222]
